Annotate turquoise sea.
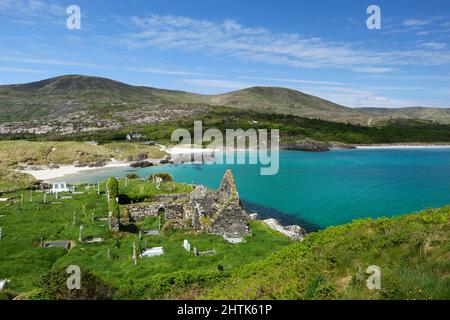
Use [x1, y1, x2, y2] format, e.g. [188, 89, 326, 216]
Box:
[56, 149, 450, 231]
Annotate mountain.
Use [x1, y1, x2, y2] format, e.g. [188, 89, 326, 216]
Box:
[0, 75, 449, 126]
[357, 107, 450, 125]
[209, 86, 371, 124]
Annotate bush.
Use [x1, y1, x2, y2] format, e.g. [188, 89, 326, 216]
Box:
[126, 173, 139, 180]
[33, 266, 114, 300]
[148, 173, 173, 182]
[107, 177, 119, 199]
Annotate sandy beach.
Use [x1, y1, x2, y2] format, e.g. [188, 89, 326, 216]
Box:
[21, 160, 130, 181]
[355, 144, 450, 149]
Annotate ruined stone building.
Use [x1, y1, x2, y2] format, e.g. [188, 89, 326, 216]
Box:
[120, 170, 250, 238]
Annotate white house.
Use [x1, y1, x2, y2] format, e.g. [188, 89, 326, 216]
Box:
[48, 182, 70, 194]
[126, 132, 143, 141]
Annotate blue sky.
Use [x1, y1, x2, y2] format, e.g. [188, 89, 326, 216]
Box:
[0, 0, 449, 108]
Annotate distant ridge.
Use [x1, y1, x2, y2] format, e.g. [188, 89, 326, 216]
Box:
[0, 74, 448, 125]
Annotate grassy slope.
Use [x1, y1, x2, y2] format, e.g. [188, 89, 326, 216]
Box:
[200, 207, 450, 300]
[0, 179, 292, 298]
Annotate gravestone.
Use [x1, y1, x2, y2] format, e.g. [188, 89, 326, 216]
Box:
[79, 225, 84, 242]
[183, 239, 191, 252]
[155, 177, 162, 190]
[132, 241, 137, 265]
[193, 247, 198, 256]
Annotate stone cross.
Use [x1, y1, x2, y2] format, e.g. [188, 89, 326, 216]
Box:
[79, 225, 84, 242]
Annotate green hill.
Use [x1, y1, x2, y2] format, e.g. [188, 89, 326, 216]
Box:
[200, 207, 450, 300]
[357, 107, 450, 125]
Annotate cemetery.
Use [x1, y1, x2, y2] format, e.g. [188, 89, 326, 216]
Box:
[0, 170, 293, 299]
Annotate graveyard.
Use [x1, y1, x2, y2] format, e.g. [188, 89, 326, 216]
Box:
[0, 176, 292, 299]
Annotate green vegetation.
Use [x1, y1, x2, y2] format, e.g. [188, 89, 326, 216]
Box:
[30, 109, 450, 147]
[126, 173, 139, 180]
[0, 179, 292, 299]
[200, 207, 450, 300]
[148, 173, 174, 182]
[107, 177, 119, 199]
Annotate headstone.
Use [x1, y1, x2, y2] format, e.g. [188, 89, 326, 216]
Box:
[155, 177, 162, 190]
[183, 239, 191, 252]
[132, 241, 137, 265]
[79, 225, 83, 242]
[193, 247, 198, 256]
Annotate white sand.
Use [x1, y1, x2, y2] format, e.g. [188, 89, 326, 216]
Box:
[356, 144, 450, 149]
[21, 159, 130, 181]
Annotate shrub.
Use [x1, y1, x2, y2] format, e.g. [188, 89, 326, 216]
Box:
[148, 173, 173, 182]
[107, 177, 119, 199]
[33, 266, 114, 300]
[126, 173, 139, 180]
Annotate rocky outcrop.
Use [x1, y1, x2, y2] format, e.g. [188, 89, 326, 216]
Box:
[281, 139, 355, 152]
[262, 218, 306, 241]
[130, 161, 154, 168]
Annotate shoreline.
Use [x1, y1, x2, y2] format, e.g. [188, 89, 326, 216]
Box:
[20, 143, 450, 181]
[354, 144, 450, 149]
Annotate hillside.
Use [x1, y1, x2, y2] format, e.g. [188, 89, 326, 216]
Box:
[200, 207, 450, 300]
[209, 86, 371, 124]
[1, 74, 447, 126]
[357, 107, 450, 125]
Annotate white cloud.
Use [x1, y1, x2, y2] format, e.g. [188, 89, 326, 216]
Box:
[402, 19, 431, 27]
[240, 76, 347, 86]
[118, 14, 450, 73]
[181, 79, 254, 91]
[418, 42, 447, 50]
[0, 66, 45, 73]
